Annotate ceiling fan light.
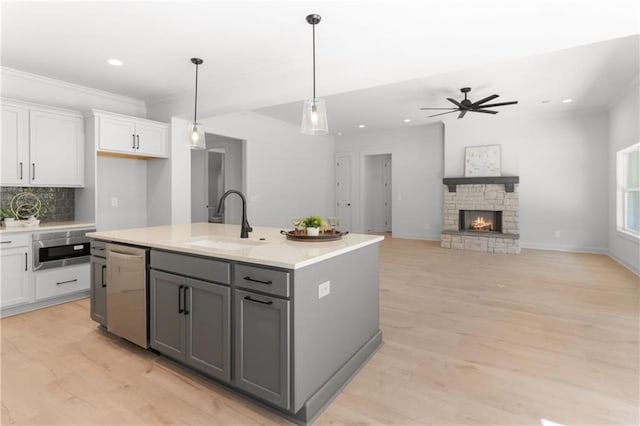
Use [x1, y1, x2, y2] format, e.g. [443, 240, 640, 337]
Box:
[187, 122, 206, 149]
[301, 98, 328, 135]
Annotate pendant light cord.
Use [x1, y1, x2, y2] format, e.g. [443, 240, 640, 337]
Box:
[194, 63, 199, 123]
[312, 22, 316, 100]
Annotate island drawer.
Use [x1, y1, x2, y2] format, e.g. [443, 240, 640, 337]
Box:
[90, 240, 107, 257]
[234, 264, 290, 298]
[150, 250, 230, 285]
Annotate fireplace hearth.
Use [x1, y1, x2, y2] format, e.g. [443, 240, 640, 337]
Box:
[440, 177, 520, 253]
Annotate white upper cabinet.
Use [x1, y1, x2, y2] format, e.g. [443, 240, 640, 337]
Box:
[1, 103, 29, 185]
[30, 109, 84, 186]
[94, 110, 169, 158]
[0, 99, 84, 187]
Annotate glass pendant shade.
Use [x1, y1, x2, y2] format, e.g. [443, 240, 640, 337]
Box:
[187, 122, 206, 149]
[301, 98, 328, 135]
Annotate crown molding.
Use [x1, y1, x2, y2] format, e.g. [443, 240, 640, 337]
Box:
[0, 66, 145, 108]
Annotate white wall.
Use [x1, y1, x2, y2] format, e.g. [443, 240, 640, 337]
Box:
[443, 109, 609, 252]
[190, 112, 336, 229]
[96, 157, 147, 231]
[336, 124, 444, 239]
[608, 77, 640, 274]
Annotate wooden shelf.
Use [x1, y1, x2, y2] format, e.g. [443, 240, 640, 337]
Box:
[442, 176, 519, 192]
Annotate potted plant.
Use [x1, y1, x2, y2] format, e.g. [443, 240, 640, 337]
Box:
[302, 215, 323, 236]
[1, 208, 17, 227]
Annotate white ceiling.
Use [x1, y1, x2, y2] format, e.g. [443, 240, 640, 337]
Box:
[257, 35, 640, 134]
[2, 1, 639, 128]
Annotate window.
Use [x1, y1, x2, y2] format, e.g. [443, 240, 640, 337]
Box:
[617, 143, 639, 237]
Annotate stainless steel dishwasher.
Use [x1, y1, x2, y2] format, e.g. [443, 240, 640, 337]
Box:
[106, 243, 149, 348]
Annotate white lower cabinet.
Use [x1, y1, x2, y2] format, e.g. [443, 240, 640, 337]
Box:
[0, 246, 30, 309]
[35, 264, 90, 301]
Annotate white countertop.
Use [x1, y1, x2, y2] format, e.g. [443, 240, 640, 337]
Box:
[0, 221, 96, 234]
[87, 223, 384, 269]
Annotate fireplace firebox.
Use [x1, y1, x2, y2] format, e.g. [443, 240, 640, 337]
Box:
[459, 210, 502, 233]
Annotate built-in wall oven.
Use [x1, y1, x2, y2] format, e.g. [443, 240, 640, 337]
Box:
[32, 228, 95, 271]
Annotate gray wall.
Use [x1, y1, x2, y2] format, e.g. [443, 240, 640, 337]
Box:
[336, 123, 444, 239]
[608, 77, 640, 273]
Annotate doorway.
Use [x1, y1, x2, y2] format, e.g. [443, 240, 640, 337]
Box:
[191, 133, 244, 224]
[363, 154, 392, 233]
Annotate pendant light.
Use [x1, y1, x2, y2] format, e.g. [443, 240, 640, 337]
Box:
[187, 57, 206, 149]
[301, 14, 328, 135]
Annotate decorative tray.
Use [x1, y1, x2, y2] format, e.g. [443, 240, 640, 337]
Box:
[280, 230, 348, 242]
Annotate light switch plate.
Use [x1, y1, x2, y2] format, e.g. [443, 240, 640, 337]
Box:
[318, 281, 330, 299]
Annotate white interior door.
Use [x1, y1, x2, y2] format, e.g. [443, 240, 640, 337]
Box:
[335, 155, 352, 232]
[384, 155, 392, 232]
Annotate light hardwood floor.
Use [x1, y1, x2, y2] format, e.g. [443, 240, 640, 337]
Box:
[2, 238, 638, 425]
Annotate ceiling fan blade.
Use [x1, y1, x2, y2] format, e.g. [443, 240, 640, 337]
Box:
[420, 107, 458, 110]
[457, 110, 467, 119]
[428, 110, 459, 118]
[471, 94, 499, 107]
[472, 109, 498, 114]
[447, 98, 462, 108]
[476, 101, 518, 108]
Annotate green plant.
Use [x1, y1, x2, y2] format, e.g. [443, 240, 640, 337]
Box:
[302, 215, 323, 228]
[0, 208, 15, 220]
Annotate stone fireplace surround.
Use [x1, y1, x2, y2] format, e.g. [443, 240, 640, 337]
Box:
[440, 176, 520, 254]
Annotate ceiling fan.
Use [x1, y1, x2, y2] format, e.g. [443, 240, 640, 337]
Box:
[421, 87, 518, 119]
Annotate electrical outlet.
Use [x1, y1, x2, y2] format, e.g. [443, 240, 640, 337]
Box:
[318, 281, 330, 299]
[111, 197, 118, 207]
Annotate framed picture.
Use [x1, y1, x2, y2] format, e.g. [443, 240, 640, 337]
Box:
[464, 144, 502, 177]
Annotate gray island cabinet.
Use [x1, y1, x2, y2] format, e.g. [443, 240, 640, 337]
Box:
[87, 223, 383, 424]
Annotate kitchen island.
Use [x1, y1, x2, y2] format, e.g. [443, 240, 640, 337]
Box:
[87, 223, 383, 424]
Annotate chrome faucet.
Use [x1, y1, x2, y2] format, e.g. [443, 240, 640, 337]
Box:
[216, 190, 253, 238]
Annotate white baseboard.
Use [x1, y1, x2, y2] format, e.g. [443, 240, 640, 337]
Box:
[607, 252, 640, 276]
[519, 242, 607, 254]
[391, 232, 441, 241]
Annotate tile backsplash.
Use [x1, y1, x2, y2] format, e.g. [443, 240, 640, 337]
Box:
[0, 187, 75, 223]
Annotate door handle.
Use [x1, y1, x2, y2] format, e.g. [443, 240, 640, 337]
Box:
[178, 285, 184, 314]
[243, 276, 272, 285]
[101, 265, 107, 288]
[32, 163, 35, 180]
[183, 286, 190, 315]
[19, 162, 23, 180]
[0, 241, 12, 244]
[244, 295, 273, 305]
[136, 134, 140, 150]
[132, 134, 136, 149]
[25, 253, 28, 271]
[57, 279, 78, 286]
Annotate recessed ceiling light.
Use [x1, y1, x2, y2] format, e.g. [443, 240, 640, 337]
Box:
[561, 98, 573, 103]
[337, 132, 343, 136]
[358, 124, 366, 128]
[107, 58, 123, 66]
[404, 119, 411, 123]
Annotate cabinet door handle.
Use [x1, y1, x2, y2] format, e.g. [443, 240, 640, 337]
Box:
[136, 134, 140, 150]
[243, 276, 272, 285]
[19, 162, 23, 180]
[244, 296, 273, 305]
[25, 253, 28, 271]
[132, 134, 136, 149]
[101, 265, 107, 288]
[183, 286, 190, 315]
[0, 241, 11, 244]
[57, 279, 78, 286]
[178, 284, 184, 314]
[32, 163, 35, 180]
